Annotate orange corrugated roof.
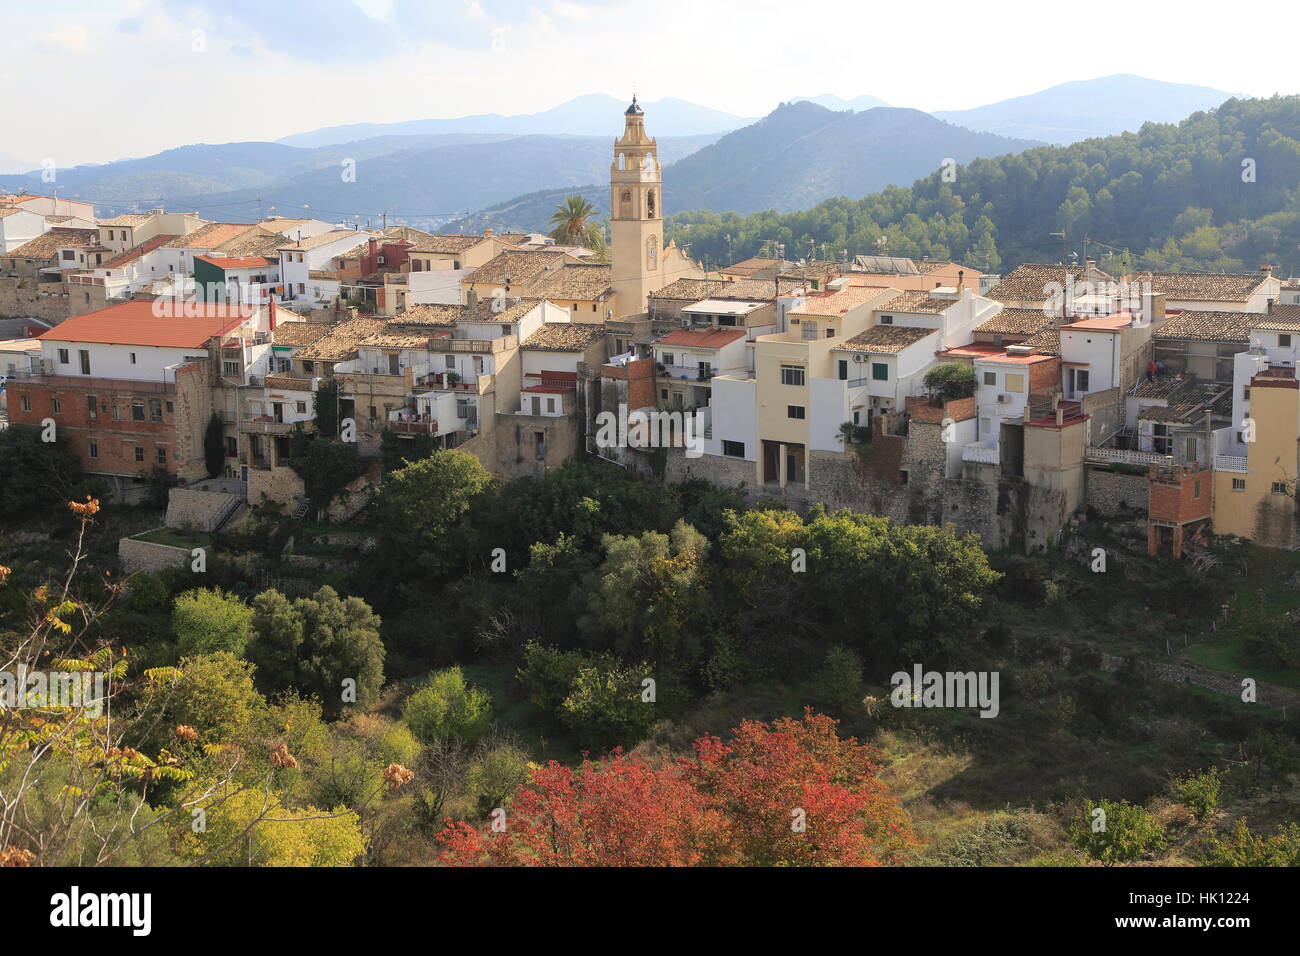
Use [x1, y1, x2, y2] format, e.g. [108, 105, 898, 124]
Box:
[36, 300, 247, 348]
[195, 254, 275, 270]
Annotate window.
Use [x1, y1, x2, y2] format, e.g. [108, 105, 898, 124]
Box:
[871, 362, 888, 381]
[222, 360, 240, 377]
[983, 371, 996, 386]
[535, 430, 546, 460]
[1185, 437, 1198, 460]
[780, 364, 805, 386]
[368, 405, 377, 420]
[302, 361, 314, 374]
[57, 348, 69, 364]
[717, 315, 736, 326]
[88, 442, 98, 459]
[1005, 373, 1025, 393]
[20, 395, 30, 412]
[663, 353, 675, 367]
[787, 405, 806, 420]
[129, 352, 137, 365]
[1281, 335, 1292, 347]
[149, 398, 163, 423]
[131, 400, 145, 421]
[166, 401, 174, 413]
[1193, 481, 1201, 499]
[722, 440, 745, 457]
[87, 395, 97, 419]
[156, 447, 168, 465]
[1232, 478, 1246, 492]
[546, 398, 556, 413]
[1272, 481, 1289, 495]
[225, 437, 237, 458]
[660, 389, 668, 400]
[445, 355, 455, 369]
[838, 360, 848, 380]
[296, 401, 306, 414]
[1243, 387, 1251, 400]
[50, 397, 60, 414]
[880, 315, 893, 325]
[826, 328, 836, 337]
[79, 349, 90, 375]
[134, 447, 145, 462]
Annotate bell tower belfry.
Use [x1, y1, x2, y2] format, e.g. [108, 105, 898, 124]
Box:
[610, 96, 663, 314]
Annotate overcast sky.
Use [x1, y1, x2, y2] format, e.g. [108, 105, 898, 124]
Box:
[2, 0, 1290, 167]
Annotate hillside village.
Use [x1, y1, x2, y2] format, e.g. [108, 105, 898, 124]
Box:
[3, 99, 1299, 560]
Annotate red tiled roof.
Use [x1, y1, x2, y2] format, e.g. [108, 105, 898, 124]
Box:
[657, 327, 748, 349]
[36, 300, 246, 348]
[102, 233, 178, 269]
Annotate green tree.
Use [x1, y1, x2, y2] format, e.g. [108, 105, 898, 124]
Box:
[247, 587, 385, 719]
[549, 194, 606, 252]
[1199, 819, 1300, 866]
[203, 411, 225, 478]
[465, 740, 530, 814]
[377, 450, 494, 573]
[1069, 799, 1167, 865]
[403, 666, 492, 745]
[313, 378, 341, 438]
[0, 424, 90, 522]
[173, 588, 253, 658]
[922, 362, 976, 401]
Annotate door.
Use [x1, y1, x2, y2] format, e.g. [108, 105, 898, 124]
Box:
[78, 349, 90, 375]
[838, 360, 848, 380]
[531, 396, 541, 415]
[388, 353, 400, 375]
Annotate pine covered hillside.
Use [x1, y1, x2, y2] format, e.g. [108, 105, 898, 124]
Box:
[664, 102, 1043, 213]
[668, 96, 1300, 275]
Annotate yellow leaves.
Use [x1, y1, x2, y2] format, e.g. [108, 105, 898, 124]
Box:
[0, 847, 36, 867]
[174, 724, 199, 743]
[0, 565, 10, 585]
[143, 666, 183, 687]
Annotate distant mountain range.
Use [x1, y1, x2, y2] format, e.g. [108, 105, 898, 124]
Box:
[276, 94, 757, 148]
[934, 74, 1234, 144]
[0, 75, 1248, 228]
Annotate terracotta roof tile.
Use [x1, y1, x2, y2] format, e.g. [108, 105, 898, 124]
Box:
[3, 228, 100, 259]
[522, 322, 608, 352]
[834, 325, 934, 354]
[1154, 311, 1250, 343]
[37, 300, 245, 348]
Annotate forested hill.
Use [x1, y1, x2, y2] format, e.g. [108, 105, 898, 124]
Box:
[666, 96, 1300, 276]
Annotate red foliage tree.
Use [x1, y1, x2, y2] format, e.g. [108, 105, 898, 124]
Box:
[437, 710, 914, 867]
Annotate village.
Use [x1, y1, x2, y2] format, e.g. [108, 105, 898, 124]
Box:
[3, 99, 1298, 561]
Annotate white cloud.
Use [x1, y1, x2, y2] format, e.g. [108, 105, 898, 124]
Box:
[36, 25, 90, 54]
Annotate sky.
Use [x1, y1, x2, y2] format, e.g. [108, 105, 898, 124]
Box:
[0, 0, 1292, 168]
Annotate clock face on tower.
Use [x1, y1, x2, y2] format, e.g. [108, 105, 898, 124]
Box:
[647, 236, 658, 270]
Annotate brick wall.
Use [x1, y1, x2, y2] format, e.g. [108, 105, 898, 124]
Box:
[8, 376, 181, 477]
[601, 358, 656, 410]
[1148, 467, 1210, 524]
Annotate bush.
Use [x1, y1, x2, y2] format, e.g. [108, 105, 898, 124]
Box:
[1069, 799, 1167, 865]
[172, 588, 253, 657]
[1172, 768, 1222, 823]
[808, 645, 864, 715]
[922, 362, 976, 401]
[404, 667, 492, 745]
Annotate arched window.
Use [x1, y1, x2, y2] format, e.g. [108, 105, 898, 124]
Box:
[618, 153, 626, 170]
[646, 189, 656, 218]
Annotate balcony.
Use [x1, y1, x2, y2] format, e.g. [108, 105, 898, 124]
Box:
[1213, 454, 1248, 474]
[1085, 446, 1172, 467]
[388, 419, 439, 435]
[238, 415, 298, 435]
[659, 364, 714, 382]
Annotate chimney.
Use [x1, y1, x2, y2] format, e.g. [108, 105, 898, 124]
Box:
[467, 288, 478, 310]
[1261, 264, 1274, 275]
[957, 269, 965, 291]
[484, 228, 494, 238]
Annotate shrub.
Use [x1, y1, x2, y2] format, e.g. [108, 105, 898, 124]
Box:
[1069, 799, 1166, 865]
[404, 667, 492, 745]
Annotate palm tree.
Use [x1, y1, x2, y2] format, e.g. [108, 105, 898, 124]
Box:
[549, 195, 605, 254]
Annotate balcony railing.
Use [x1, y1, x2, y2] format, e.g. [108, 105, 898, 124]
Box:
[1085, 446, 1172, 467]
[388, 419, 439, 435]
[1213, 454, 1248, 474]
[238, 416, 297, 435]
[660, 364, 714, 382]
[961, 442, 1000, 464]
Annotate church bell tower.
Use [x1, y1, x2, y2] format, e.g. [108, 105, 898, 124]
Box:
[610, 96, 663, 314]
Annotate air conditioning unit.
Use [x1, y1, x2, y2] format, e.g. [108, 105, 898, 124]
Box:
[852, 353, 866, 364]
[997, 394, 1007, 403]
[680, 318, 691, 328]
